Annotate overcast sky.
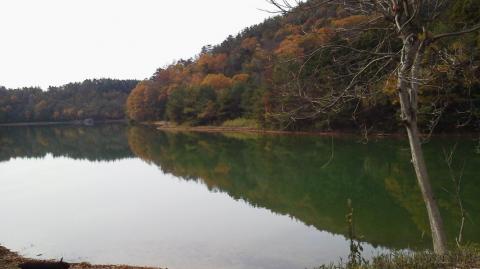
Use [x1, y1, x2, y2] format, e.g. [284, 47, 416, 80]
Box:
[0, 0, 273, 89]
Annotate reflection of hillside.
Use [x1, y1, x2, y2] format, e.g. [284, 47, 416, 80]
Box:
[1, 125, 478, 251]
[128, 126, 480, 250]
[0, 124, 134, 162]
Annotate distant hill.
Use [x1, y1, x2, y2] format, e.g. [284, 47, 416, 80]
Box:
[0, 79, 138, 123]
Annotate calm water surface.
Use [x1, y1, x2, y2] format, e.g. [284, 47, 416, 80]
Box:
[0, 124, 479, 269]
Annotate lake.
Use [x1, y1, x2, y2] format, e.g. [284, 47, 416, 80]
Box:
[0, 124, 479, 269]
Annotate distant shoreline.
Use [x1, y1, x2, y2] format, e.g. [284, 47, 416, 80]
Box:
[0, 119, 127, 127]
[144, 121, 366, 136]
[152, 124, 363, 137]
[0, 120, 476, 138]
[145, 122, 478, 138]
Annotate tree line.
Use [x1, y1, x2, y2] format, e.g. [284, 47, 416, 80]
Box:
[0, 79, 138, 123]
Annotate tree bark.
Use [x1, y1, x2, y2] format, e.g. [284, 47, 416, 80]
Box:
[405, 121, 448, 255]
[397, 36, 448, 255]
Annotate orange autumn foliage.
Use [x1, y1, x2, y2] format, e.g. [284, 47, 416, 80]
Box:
[275, 34, 304, 58]
[201, 74, 234, 90]
[313, 27, 336, 44]
[331, 15, 369, 28]
[196, 53, 228, 73]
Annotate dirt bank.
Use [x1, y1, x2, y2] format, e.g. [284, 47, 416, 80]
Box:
[0, 246, 164, 269]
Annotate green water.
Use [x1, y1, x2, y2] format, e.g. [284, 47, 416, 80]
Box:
[127, 126, 480, 250]
[0, 124, 479, 268]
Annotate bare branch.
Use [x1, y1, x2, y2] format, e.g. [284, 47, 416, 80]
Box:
[432, 24, 480, 42]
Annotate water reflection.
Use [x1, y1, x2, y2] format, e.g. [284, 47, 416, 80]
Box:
[0, 124, 132, 162]
[4, 156, 355, 269]
[0, 125, 479, 262]
[126, 127, 480, 250]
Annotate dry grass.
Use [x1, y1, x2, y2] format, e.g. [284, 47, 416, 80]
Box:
[317, 247, 480, 269]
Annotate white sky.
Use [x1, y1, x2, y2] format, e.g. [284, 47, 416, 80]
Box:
[0, 0, 273, 89]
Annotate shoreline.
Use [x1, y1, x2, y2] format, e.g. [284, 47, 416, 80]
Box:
[146, 121, 393, 137]
[146, 122, 478, 138]
[154, 125, 366, 137]
[0, 120, 477, 138]
[0, 245, 163, 269]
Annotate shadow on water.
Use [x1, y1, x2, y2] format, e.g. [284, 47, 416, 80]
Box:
[0, 124, 479, 251]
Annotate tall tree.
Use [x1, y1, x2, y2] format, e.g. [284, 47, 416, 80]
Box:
[267, 0, 480, 254]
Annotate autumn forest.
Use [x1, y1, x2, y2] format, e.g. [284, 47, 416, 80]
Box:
[1, 0, 479, 133]
[1, 1, 480, 268]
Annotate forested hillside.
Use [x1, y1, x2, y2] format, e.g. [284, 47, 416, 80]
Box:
[0, 79, 138, 123]
[126, 0, 480, 132]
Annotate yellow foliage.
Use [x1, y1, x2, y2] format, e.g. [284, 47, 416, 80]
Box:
[201, 74, 233, 90]
[383, 75, 397, 96]
[232, 73, 250, 83]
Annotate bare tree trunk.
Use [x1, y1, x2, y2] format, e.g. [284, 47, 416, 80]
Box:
[397, 36, 448, 255]
[405, 121, 448, 255]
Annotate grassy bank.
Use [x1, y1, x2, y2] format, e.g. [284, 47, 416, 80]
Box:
[318, 247, 480, 269]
